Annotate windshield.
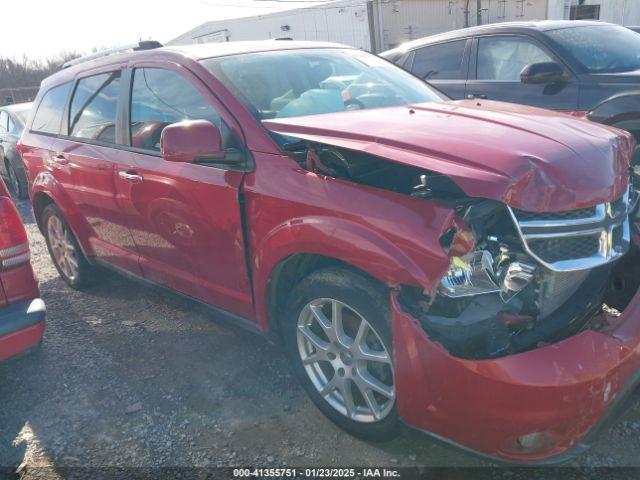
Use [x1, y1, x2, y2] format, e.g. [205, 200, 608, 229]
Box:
[202, 48, 446, 120]
[547, 25, 640, 73]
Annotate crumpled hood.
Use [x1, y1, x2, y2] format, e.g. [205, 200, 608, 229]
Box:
[263, 100, 634, 211]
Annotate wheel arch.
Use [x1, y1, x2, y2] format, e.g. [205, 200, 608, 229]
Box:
[253, 215, 446, 336]
[266, 253, 389, 341]
[587, 92, 640, 140]
[32, 190, 55, 232]
[31, 173, 95, 259]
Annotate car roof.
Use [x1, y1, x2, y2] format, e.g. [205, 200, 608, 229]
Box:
[163, 40, 354, 60]
[382, 20, 616, 55]
[41, 40, 354, 90]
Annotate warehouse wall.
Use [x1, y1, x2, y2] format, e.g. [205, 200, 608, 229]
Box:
[546, 0, 640, 24]
[379, 0, 548, 50]
[169, 1, 373, 51]
[169, 0, 640, 57]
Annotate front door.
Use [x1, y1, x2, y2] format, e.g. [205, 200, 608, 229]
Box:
[465, 35, 580, 110]
[121, 65, 253, 318]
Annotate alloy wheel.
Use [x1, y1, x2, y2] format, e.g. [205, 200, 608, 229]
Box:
[296, 298, 395, 423]
[47, 215, 80, 281]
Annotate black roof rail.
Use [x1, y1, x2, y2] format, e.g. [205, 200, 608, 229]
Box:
[62, 40, 163, 69]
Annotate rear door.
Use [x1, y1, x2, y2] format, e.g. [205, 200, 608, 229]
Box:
[465, 35, 579, 110]
[406, 39, 470, 99]
[22, 82, 73, 195]
[121, 63, 253, 318]
[50, 68, 142, 274]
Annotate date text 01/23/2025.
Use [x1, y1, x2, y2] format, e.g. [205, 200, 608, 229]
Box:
[233, 468, 401, 478]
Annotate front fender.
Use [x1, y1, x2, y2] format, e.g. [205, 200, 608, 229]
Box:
[252, 214, 452, 330]
[31, 171, 95, 258]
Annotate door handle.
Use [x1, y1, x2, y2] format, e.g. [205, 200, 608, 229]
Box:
[467, 93, 488, 100]
[53, 153, 69, 165]
[118, 170, 143, 184]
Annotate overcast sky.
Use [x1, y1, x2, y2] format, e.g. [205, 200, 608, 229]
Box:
[2, 0, 335, 60]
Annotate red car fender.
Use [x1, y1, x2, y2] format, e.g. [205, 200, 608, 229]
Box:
[251, 215, 451, 331]
[30, 171, 95, 258]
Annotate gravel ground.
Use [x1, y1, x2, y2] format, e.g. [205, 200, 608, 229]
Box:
[2, 198, 640, 479]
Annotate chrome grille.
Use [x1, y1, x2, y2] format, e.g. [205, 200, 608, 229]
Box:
[508, 189, 631, 272]
[528, 236, 600, 264]
[512, 207, 596, 222]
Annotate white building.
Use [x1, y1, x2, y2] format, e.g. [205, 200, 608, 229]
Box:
[168, 0, 640, 53]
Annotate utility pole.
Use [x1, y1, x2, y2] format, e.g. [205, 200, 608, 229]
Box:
[376, 0, 386, 52]
[477, 0, 482, 26]
[464, 0, 470, 27]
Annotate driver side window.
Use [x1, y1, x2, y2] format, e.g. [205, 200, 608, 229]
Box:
[477, 36, 553, 81]
[129, 68, 238, 152]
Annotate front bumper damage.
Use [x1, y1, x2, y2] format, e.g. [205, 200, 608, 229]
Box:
[392, 283, 640, 464]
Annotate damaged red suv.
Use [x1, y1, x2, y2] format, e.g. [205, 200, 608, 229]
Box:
[20, 40, 640, 463]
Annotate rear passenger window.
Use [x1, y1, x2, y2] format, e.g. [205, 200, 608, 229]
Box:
[411, 41, 467, 80]
[32, 83, 72, 134]
[69, 72, 121, 143]
[130, 68, 236, 152]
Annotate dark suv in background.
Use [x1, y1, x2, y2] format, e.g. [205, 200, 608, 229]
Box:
[382, 21, 640, 143]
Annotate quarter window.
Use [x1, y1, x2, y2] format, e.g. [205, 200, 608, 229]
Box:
[411, 41, 467, 80]
[32, 83, 72, 134]
[130, 68, 233, 152]
[69, 72, 121, 143]
[477, 36, 553, 81]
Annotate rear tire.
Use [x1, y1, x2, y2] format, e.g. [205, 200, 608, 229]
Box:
[41, 204, 98, 289]
[281, 267, 399, 441]
[6, 161, 27, 200]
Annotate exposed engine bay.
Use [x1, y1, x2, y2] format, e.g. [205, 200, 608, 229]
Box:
[287, 142, 640, 360]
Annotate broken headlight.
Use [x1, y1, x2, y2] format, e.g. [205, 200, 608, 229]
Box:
[440, 250, 537, 301]
[439, 250, 501, 298]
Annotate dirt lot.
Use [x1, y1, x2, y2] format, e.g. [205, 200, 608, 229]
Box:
[3, 198, 640, 478]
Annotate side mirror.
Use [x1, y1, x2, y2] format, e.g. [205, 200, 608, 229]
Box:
[160, 119, 224, 164]
[520, 62, 565, 85]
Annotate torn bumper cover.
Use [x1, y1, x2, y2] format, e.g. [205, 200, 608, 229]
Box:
[391, 289, 640, 464]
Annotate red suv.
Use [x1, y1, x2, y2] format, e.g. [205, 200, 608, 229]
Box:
[20, 40, 640, 463]
[0, 178, 44, 361]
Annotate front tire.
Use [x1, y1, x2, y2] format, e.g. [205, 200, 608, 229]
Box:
[42, 204, 97, 289]
[282, 267, 398, 440]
